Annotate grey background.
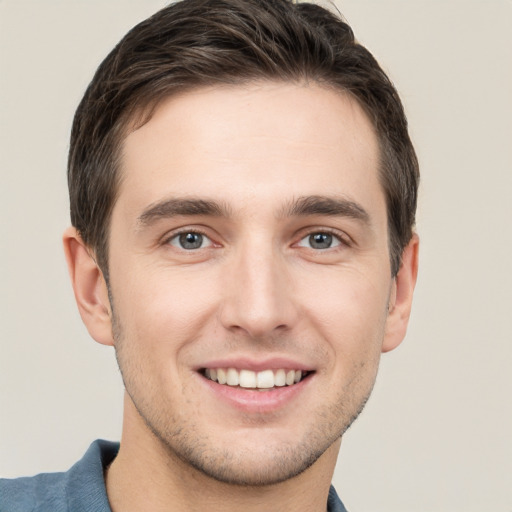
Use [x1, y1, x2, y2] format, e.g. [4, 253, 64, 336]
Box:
[1, 1, 511, 510]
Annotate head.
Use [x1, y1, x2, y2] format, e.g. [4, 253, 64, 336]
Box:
[68, 0, 418, 282]
[64, 0, 419, 488]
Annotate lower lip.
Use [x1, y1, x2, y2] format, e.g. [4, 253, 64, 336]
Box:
[199, 374, 313, 413]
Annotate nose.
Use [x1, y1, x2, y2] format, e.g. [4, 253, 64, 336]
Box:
[219, 240, 299, 339]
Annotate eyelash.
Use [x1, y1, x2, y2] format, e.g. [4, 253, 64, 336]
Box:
[296, 228, 351, 250]
[162, 228, 215, 249]
[162, 227, 350, 252]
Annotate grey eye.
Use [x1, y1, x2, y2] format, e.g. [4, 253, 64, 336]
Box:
[169, 232, 211, 250]
[298, 232, 341, 250]
[309, 233, 332, 249]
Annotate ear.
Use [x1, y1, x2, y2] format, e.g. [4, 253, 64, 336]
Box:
[382, 234, 419, 353]
[63, 227, 114, 346]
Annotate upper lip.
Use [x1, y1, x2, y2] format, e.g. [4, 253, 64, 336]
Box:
[195, 356, 316, 372]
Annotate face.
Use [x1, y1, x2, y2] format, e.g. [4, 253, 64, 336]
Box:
[105, 83, 400, 485]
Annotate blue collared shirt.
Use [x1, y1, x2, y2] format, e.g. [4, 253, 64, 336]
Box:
[0, 440, 348, 511]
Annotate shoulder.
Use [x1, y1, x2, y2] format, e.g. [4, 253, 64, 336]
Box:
[0, 440, 119, 512]
[0, 471, 68, 512]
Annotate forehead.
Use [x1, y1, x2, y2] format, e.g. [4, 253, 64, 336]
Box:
[116, 82, 383, 221]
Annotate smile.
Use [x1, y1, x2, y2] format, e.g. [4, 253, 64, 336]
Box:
[202, 368, 310, 390]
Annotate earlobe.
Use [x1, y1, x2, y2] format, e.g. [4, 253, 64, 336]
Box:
[62, 227, 114, 346]
[382, 234, 419, 353]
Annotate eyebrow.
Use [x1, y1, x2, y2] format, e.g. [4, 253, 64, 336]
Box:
[282, 195, 370, 224]
[136, 194, 370, 228]
[137, 198, 230, 227]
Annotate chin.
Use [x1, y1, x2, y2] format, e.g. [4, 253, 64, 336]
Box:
[168, 435, 336, 487]
[145, 408, 358, 487]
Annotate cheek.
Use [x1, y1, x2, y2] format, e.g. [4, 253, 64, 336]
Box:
[111, 264, 221, 349]
[299, 267, 390, 355]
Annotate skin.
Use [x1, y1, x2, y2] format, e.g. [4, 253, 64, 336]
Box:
[64, 82, 418, 512]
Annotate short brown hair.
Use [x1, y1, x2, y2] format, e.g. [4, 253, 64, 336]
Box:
[68, 0, 419, 278]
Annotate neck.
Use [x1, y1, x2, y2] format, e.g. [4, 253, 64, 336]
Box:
[105, 396, 340, 512]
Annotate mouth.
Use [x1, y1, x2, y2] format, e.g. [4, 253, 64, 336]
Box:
[200, 367, 312, 391]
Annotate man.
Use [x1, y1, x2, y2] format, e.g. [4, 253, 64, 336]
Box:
[0, 0, 419, 510]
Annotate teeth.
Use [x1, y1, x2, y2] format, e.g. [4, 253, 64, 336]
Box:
[226, 368, 239, 386]
[256, 369, 274, 388]
[217, 368, 227, 385]
[239, 370, 257, 388]
[204, 367, 307, 389]
[274, 369, 286, 387]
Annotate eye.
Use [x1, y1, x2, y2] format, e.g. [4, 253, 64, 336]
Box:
[168, 232, 213, 250]
[297, 232, 342, 250]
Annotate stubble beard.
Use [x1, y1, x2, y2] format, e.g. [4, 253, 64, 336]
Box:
[110, 306, 377, 487]
[158, 389, 374, 487]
